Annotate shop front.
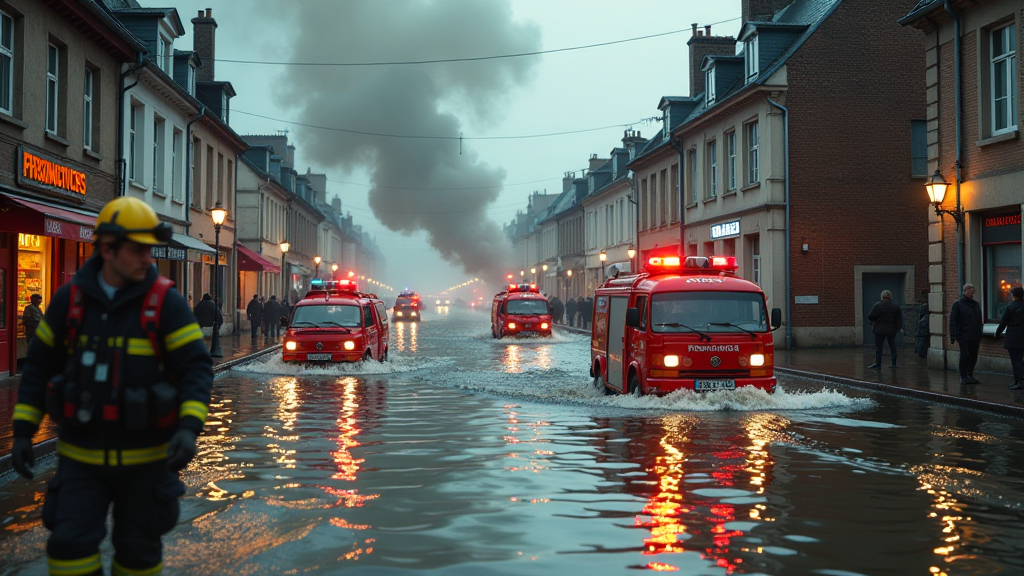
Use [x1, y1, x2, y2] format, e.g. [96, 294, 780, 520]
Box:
[236, 244, 280, 332]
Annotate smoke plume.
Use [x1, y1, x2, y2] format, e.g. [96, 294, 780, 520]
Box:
[270, 0, 541, 277]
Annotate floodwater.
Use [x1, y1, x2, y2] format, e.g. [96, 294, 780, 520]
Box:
[2, 308, 1024, 575]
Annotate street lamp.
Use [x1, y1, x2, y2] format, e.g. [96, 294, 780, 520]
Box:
[280, 241, 290, 305]
[314, 255, 322, 279]
[209, 202, 228, 358]
[925, 168, 964, 290]
[599, 250, 607, 285]
[332, 263, 338, 279]
[627, 245, 636, 272]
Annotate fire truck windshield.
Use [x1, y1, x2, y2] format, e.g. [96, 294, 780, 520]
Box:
[650, 292, 767, 333]
[506, 299, 549, 315]
[293, 304, 363, 327]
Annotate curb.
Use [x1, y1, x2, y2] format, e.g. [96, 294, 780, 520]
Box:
[0, 345, 281, 478]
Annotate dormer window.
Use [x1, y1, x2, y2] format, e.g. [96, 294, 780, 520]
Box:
[157, 35, 172, 74]
[663, 111, 670, 138]
[221, 91, 229, 123]
[745, 36, 759, 81]
[187, 65, 196, 95]
[706, 68, 716, 106]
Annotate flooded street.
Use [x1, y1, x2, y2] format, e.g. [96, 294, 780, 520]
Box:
[3, 309, 1024, 575]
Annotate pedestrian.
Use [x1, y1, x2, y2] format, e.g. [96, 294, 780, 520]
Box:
[916, 289, 930, 359]
[565, 297, 577, 328]
[949, 283, 984, 384]
[213, 298, 224, 334]
[259, 296, 268, 335]
[264, 295, 282, 337]
[247, 294, 263, 340]
[995, 286, 1024, 390]
[192, 293, 217, 330]
[551, 296, 563, 324]
[867, 290, 903, 369]
[8, 196, 212, 576]
[22, 293, 44, 345]
[582, 296, 594, 330]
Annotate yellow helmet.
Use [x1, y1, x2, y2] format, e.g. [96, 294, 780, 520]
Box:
[94, 197, 172, 245]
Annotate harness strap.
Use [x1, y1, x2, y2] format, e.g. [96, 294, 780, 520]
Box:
[66, 284, 85, 350]
[141, 276, 175, 364]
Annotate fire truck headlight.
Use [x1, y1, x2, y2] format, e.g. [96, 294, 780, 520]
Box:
[750, 354, 765, 367]
[397, 311, 403, 316]
[285, 341, 297, 351]
[411, 311, 418, 316]
[663, 355, 680, 368]
[508, 322, 516, 329]
[436, 300, 441, 305]
[541, 322, 549, 330]
[344, 341, 356, 350]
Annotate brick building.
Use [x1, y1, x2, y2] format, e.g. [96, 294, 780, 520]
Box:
[900, 0, 1023, 373]
[634, 0, 930, 348]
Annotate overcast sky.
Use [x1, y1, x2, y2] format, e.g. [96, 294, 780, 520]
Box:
[168, 0, 741, 297]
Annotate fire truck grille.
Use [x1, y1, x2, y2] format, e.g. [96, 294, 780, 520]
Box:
[677, 370, 751, 378]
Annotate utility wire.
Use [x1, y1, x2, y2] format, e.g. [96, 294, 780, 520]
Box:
[324, 167, 591, 192]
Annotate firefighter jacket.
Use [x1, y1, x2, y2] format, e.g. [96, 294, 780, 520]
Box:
[11, 255, 213, 466]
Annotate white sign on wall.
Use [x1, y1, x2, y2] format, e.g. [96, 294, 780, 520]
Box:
[710, 220, 740, 240]
[794, 295, 819, 304]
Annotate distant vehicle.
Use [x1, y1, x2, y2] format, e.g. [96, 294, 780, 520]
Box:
[393, 290, 422, 321]
[591, 255, 782, 396]
[282, 279, 389, 363]
[491, 283, 552, 338]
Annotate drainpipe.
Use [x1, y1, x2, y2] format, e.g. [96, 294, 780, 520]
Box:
[118, 56, 144, 196]
[944, 0, 965, 293]
[768, 99, 792, 350]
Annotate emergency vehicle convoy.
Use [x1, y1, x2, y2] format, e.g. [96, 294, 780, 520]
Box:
[591, 256, 782, 396]
[491, 283, 553, 338]
[282, 279, 390, 363]
[393, 290, 423, 321]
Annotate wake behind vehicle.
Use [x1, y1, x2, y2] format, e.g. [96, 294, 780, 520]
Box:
[491, 283, 552, 338]
[393, 290, 422, 321]
[591, 255, 782, 396]
[282, 279, 390, 363]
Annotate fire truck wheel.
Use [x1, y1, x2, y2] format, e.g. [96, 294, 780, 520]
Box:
[628, 374, 643, 397]
[379, 346, 388, 363]
[593, 374, 610, 395]
[363, 350, 372, 362]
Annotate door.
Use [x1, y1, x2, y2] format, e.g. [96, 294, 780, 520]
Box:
[363, 304, 378, 358]
[862, 273, 904, 346]
[607, 296, 628, 391]
[0, 240, 9, 375]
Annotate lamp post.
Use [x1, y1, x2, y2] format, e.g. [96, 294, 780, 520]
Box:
[280, 241, 290, 304]
[925, 169, 964, 290]
[627, 245, 637, 272]
[599, 250, 607, 285]
[209, 202, 227, 358]
[566, 268, 573, 300]
[314, 255, 322, 280]
[332, 263, 338, 280]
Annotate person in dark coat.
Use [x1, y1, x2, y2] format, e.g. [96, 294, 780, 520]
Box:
[565, 297, 577, 327]
[192, 293, 217, 328]
[263, 296, 283, 338]
[582, 297, 594, 330]
[915, 289, 930, 358]
[551, 296, 563, 324]
[949, 283, 984, 384]
[246, 294, 263, 340]
[867, 290, 903, 369]
[995, 286, 1024, 390]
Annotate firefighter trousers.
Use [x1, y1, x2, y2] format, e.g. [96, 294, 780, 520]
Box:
[42, 455, 185, 575]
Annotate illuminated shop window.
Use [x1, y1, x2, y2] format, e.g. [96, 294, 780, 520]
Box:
[982, 212, 1022, 321]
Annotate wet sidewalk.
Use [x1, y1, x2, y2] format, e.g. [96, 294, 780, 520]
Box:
[0, 334, 280, 472]
[555, 324, 1024, 418]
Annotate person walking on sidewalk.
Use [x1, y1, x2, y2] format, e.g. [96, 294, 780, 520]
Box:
[8, 196, 213, 576]
[867, 290, 903, 369]
[995, 286, 1024, 390]
[950, 283, 984, 384]
[246, 294, 263, 341]
[192, 293, 217, 329]
[22, 293, 44, 345]
[264, 296, 283, 338]
[565, 297, 576, 327]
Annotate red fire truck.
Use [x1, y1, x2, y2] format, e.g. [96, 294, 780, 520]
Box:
[491, 283, 553, 338]
[591, 255, 781, 395]
[282, 279, 390, 363]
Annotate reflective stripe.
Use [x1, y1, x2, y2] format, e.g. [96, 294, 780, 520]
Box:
[13, 403, 44, 425]
[47, 553, 102, 576]
[165, 323, 203, 352]
[56, 440, 169, 467]
[36, 319, 56, 347]
[127, 337, 155, 356]
[107, 336, 125, 348]
[179, 400, 208, 423]
[112, 560, 163, 576]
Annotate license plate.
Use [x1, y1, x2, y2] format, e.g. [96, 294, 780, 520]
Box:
[306, 353, 332, 361]
[694, 379, 736, 392]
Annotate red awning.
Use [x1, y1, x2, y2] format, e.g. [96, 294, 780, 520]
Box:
[236, 243, 280, 273]
[1, 195, 96, 242]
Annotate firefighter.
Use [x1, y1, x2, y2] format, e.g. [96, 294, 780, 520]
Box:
[9, 196, 213, 576]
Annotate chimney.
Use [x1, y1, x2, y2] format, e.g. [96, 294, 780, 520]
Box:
[742, 0, 794, 24]
[589, 154, 606, 172]
[687, 29, 736, 98]
[622, 129, 645, 158]
[563, 172, 575, 193]
[331, 196, 341, 218]
[285, 144, 296, 169]
[192, 8, 217, 82]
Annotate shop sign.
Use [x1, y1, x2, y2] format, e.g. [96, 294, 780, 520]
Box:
[43, 218, 93, 242]
[202, 253, 228, 265]
[982, 212, 1022, 245]
[710, 219, 740, 240]
[795, 295, 819, 304]
[17, 146, 88, 201]
[151, 246, 187, 261]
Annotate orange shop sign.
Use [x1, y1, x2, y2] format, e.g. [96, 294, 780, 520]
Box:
[17, 146, 88, 199]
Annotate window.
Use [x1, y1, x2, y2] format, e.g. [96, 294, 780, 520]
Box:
[688, 149, 697, 205]
[128, 103, 139, 181]
[221, 91, 229, 123]
[670, 163, 679, 222]
[727, 131, 737, 191]
[172, 128, 183, 200]
[991, 23, 1017, 134]
[217, 152, 224, 204]
[635, 294, 648, 331]
[640, 179, 648, 230]
[82, 68, 93, 149]
[1, 11, 13, 114]
[983, 213, 1022, 320]
[187, 65, 196, 95]
[158, 35, 172, 74]
[706, 140, 717, 200]
[191, 137, 200, 207]
[650, 173, 658, 227]
[745, 36, 759, 81]
[910, 120, 927, 177]
[706, 67, 715, 106]
[152, 116, 165, 193]
[750, 236, 761, 286]
[46, 43, 58, 133]
[746, 121, 759, 185]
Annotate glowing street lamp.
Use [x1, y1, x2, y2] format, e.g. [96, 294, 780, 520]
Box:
[599, 250, 607, 284]
[314, 255, 322, 279]
[209, 202, 228, 358]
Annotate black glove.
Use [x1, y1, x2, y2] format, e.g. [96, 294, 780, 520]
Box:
[166, 428, 198, 472]
[11, 437, 35, 480]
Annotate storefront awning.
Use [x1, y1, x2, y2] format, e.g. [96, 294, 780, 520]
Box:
[237, 243, 281, 273]
[0, 194, 96, 242]
[170, 233, 215, 255]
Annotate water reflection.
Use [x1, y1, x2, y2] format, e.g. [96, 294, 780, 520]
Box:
[503, 344, 522, 373]
[393, 322, 418, 353]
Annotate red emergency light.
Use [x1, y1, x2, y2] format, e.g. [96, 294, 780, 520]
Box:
[508, 283, 540, 293]
[648, 256, 681, 268]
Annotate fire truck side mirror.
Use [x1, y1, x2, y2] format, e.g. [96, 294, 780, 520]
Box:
[625, 308, 640, 328]
[771, 308, 782, 330]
